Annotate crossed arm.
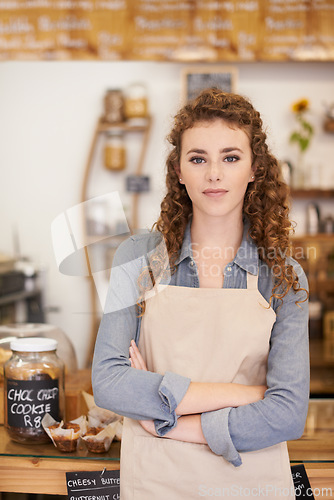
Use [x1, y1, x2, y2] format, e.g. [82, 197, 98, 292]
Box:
[129, 340, 266, 444]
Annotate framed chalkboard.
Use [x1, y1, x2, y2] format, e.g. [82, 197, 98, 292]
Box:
[182, 66, 237, 103]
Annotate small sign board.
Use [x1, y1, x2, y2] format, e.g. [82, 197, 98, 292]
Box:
[126, 175, 150, 193]
[291, 464, 314, 499]
[182, 66, 237, 103]
[6, 378, 59, 429]
[66, 469, 120, 500]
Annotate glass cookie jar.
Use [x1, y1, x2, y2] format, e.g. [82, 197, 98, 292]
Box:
[124, 83, 148, 121]
[104, 89, 125, 124]
[4, 337, 65, 444]
[104, 130, 126, 171]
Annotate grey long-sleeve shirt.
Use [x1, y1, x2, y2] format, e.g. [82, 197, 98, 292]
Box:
[92, 221, 309, 466]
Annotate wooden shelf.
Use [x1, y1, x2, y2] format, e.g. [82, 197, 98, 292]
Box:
[98, 118, 150, 133]
[290, 188, 334, 199]
[292, 234, 334, 242]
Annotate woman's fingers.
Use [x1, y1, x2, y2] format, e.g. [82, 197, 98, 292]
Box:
[139, 419, 157, 436]
[129, 339, 148, 371]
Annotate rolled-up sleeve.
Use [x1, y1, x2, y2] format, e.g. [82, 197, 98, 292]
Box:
[92, 234, 191, 435]
[201, 262, 309, 466]
[155, 371, 191, 435]
[201, 407, 242, 466]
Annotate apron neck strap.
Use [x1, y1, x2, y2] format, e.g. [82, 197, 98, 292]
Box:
[247, 272, 258, 290]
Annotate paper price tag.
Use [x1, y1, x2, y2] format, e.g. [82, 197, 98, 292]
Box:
[66, 469, 120, 500]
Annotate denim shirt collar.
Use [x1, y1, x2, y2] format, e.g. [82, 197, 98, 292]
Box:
[175, 218, 259, 276]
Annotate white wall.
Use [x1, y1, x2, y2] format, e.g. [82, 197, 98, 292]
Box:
[0, 61, 333, 367]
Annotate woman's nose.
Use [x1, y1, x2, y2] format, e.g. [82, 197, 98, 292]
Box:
[206, 161, 221, 182]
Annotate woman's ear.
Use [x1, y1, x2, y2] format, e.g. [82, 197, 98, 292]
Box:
[249, 164, 257, 182]
[174, 164, 183, 183]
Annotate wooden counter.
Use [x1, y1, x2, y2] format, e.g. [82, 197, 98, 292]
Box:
[1, 399, 334, 497]
[288, 399, 334, 499]
[0, 425, 120, 495]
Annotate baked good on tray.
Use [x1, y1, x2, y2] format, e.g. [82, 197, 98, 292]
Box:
[42, 414, 87, 452]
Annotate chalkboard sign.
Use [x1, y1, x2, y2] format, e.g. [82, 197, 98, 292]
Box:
[291, 464, 315, 499]
[66, 469, 120, 500]
[126, 175, 150, 193]
[0, 2, 333, 61]
[182, 66, 237, 102]
[6, 378, 59, 429]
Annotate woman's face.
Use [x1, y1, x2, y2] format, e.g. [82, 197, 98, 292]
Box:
[178, 119, 254, 223]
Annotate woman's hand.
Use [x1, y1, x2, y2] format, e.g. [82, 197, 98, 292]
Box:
[129, 339, 147, 371]
[139, 419, 158, 436]
[138, 415, 206, 444]
[129, 341, 155, 434]
[129, 339, 267, 433]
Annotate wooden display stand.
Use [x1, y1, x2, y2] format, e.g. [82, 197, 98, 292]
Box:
[81, 116, 152, 367]
[81, 116, 152, 231]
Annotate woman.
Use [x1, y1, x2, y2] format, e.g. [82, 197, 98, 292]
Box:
[92, 88, 309, 499]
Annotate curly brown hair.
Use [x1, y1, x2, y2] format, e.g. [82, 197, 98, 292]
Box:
[138, 87, 306, 314]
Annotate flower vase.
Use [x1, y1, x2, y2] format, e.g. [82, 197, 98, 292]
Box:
[293, 152, 306, 188]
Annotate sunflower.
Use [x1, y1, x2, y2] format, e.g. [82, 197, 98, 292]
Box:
[289, 98, 313, 153]
[292, 99, 309, 114]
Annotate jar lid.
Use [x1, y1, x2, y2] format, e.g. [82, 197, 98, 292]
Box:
[10, 337, 58, 352]
[126, 83, 147, 98]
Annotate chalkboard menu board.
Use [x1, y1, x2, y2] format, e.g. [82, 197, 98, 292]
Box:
[66, 470, 120, 500]
[291, 464, 315, 499]
[0, 0, 333, 61]
[183, 67, 236, 102]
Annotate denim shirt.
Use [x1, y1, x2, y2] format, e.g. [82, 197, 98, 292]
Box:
[92, 221, 309, 467]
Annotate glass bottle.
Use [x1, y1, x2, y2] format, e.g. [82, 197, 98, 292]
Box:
[124, 83, 148, 121]
[4, 337, 65, 444]
[104, 130, 126, 171]
[104, 89, 125, 124]
[280, 160, 293, 187]
[306, 203, 320, 235]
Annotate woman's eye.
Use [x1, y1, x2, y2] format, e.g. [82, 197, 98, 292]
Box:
[190, 157, 205, 164]
[224, 155, 239, 163]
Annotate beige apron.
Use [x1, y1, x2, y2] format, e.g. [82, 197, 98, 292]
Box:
[120, 273, 295, 499]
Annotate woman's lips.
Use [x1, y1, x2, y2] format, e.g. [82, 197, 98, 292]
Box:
[203, 189, 228, 197]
